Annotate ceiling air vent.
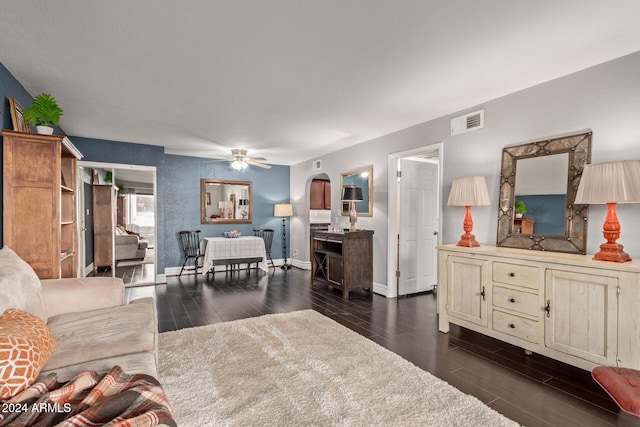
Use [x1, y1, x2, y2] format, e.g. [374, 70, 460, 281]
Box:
[451, 109, 484, 136]
[312, 159, 322, 171]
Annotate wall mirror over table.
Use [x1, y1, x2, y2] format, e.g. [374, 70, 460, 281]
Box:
[201, 179, 252, 224]
[497, 131, 592, 254]
[340, 167, 373, 216]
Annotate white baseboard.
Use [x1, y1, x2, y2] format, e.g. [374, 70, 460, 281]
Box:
[291, 259, 311, 270]
[163, 259, 308, 276]
[373, 282, 388, 297]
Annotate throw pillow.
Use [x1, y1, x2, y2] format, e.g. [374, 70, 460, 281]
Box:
[0, 246, 48, 322]
[0, 308, 57, 400]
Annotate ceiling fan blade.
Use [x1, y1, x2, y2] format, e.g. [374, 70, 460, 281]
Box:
[247, 156, 267, 162]
[246, 159, 271, 169]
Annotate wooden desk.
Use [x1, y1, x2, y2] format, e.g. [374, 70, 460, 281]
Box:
[201, 236, 268, 273]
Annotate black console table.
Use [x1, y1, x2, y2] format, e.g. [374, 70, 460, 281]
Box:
[311, 229, 374, 299]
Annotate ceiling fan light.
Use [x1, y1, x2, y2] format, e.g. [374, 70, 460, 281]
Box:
[231, 160, 242, 170]
[240, 161, 248, 169]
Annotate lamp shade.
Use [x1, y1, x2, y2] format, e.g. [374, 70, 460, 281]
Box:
[342, 185, 363, 201]
[447, 176, 490, 206]
[575, 160, 640, 204]
[274, 203, 293, 217]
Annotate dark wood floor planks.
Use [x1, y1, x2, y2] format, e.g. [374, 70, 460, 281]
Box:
[125, 267, 640, 427]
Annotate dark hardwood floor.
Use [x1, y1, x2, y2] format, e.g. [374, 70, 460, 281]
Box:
[91, 261, 155, 287]
[126, 267, 640, 427]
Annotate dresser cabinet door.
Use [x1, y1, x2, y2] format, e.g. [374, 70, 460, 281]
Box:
[327, 255, 343, 286]
[447, 256, 488, 327]
[544, 269, 618, 366]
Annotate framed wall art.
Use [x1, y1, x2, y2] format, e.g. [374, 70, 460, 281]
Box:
[9, 98, 29, 133]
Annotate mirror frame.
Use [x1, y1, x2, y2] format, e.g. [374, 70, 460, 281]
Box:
[201, 179, 253, 224]
[496, 131, 592, 254]
[340, 167, 373, 217]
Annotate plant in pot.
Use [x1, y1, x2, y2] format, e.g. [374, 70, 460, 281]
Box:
[514, 200, 528, 218]
[22, 93, 64, 135]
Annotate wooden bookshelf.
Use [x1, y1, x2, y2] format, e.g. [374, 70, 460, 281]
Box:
[2, 130, 83, 279]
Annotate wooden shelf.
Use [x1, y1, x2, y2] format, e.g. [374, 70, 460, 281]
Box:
[3, 130, 82, 279]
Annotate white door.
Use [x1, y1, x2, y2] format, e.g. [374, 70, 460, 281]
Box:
[398, 159, 438, 295]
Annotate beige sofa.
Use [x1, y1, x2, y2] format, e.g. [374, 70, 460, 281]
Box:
[0, 246, 158, 383]
[116, 226, 149, 261]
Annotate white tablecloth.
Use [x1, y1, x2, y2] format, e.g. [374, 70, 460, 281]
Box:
[201, 236, 268, 272]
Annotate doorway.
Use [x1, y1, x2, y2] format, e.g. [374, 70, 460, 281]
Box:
[387, 143, 443, 298]
[78, 162, 157, 286]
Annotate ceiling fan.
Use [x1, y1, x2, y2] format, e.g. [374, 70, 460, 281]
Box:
[208, 148, 271, 170]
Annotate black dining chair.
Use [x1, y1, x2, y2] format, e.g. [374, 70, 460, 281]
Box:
[178, 230, 203, 277]
[253, 229, 275, 269]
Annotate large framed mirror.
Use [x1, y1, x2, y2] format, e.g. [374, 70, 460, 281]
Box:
[497, 131, 592, 254]
[340, 167, 373, 216]
[201, 179, 252, 224]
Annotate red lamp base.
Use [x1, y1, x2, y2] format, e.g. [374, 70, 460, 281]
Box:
[456, 206, 480, 247]
[457, 233, 480, 247]
[593, 202, 632, 262]
[593, 243, 631, 263]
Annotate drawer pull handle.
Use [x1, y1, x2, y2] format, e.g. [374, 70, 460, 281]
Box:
[545, 300, 551, 318]
[508, 323, 515, 329]
[509, 298, 515, 303]
[509, 272, 515, 277]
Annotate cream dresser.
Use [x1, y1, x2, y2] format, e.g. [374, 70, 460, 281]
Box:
[437, 244, 640, 371]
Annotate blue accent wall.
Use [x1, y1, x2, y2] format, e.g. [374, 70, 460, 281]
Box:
[72, 137, 290, 273]
[515, 195, 566, 235]
[162, 154, 290, 269]
[1, 62, 34, 246]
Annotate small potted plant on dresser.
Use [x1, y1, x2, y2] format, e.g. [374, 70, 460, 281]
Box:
[22, 93, 64, 135]
[514, 200, 528, 218]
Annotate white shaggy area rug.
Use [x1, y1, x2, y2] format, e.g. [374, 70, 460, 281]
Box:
[158, 310, 519, 426]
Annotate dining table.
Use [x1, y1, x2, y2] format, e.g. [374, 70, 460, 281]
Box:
[200, 236, 268, 273]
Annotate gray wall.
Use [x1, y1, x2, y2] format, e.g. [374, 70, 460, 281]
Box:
[290, 51, 640, 295]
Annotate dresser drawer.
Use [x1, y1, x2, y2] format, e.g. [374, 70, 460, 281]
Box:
[493, 286, 538, 317]
[492, 310, 539, 344]
[493, 262, 538, 289]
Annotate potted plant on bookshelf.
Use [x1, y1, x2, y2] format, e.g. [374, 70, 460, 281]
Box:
[22, 93, 64, 135]
[514, 200, 528, 218]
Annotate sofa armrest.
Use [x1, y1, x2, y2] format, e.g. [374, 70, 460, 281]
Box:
[41, 277, 125, 318]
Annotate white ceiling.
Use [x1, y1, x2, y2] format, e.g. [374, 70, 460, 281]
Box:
[2, 1, 640, 166]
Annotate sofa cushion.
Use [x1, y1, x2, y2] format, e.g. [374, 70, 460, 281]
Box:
[39, 350, 158, 383]
[41, 277, 125, 319]
[0, 247, 48, 322]
[44, 298, 156, 374]
[0, 308, 57, 399]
